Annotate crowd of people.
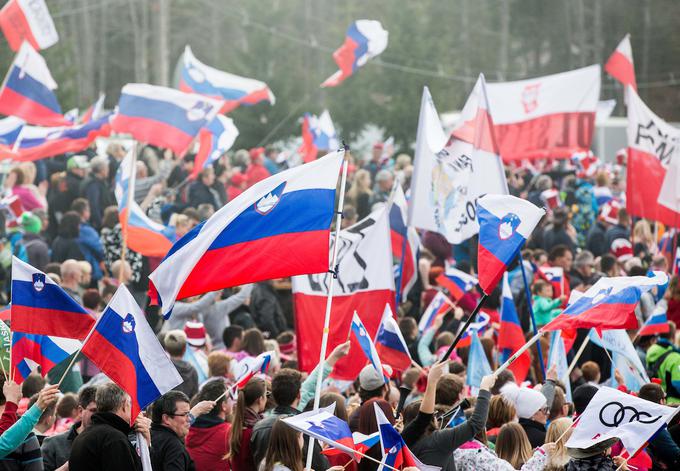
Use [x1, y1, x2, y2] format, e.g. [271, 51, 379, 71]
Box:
[0, 139, 679, 471]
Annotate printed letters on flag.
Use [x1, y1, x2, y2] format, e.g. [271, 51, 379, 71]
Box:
[321, 20, 388, 88]
[0, 320, 10, 375]
[191, 114, 239, 179]
[11, 257, 95, 339]
[605, 34, 637, 91]
[0, 42, 68, 126]
[486, 65, 600, 161]
[477, 194, 545, 294]
[151, 151, 344, 318]
[0, 0, 58, 51]
[179, 45, 275, 113]
[293, 205, 395, 381]
[81, 285, 182, 422]
[544, 272, 668, 336]
[283, 403, 357, 459]
[111, 83, 223, 156]
[626, 88, 680, 226]
[567, 386, 679, 455]
[115, 150, 175, 258]
[375, 304, 412, 371]
[498, 274, 530, 382]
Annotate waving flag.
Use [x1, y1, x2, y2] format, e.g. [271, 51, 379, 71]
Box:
[81, 285, 182, 422]
[351, 311, 389, 382]
[115, 150, 175, 257]
[111, 83, 223, 155]
[299, 113, 318, 163]
[13, 113, 112, 161]
[179, 45, 275, 113]
[456, 312, 491, 349]
[375, 304, 411, 371]
[445, 406, 467, 428]
[321, 20, 388, 88]
[588, 329, 650, 388]
[466, 330, 492, 389]
[606, 34, 636, 91]
[418, 291, 452, 333]
[293, 206, 395, 381]
[626, 88, 680, 226]
[498, 274, 530, 382]
[151, 151, 344, 318]
[389, 183, 419, 300]
[477, 195, 544, 294]
[0, 42, 68, 126]
[567, 387, 679, 456]
[191, 114, 239, 179]
[544, 272, 668, 336]
[11, 332, 80, 383]
[486, 65, 600, 161]
[298, 110, 339, 163]
[283, 403, 357, 459]
[0, 116, 24, 146]
[11, 257, 94, 339]
[0, 0, 58, 51]
[638, 308, 670, 337]
[436, 265, 478, 301]
[547, 331, 572, 401]
[539, 266, 563, 284]
[81, 93, 105, 123]
[232, 351, 273, 389]
[374, 403, 440, 471]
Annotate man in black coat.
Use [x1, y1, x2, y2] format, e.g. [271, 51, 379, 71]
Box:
[187, 167, 221, 210]
[80, 156, 116, 229]
[69, 383, 147, 471]
[150, 391, 195, 471]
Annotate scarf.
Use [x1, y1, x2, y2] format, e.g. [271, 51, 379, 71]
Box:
[244, 407, 262, 428]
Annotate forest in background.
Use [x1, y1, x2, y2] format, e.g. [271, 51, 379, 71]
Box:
[1, 0, 679, 152]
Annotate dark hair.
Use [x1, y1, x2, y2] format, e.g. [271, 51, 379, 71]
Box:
[10, 167, 24, 186]
[56, 393, 78, 419]
[532, 279, 551, 295]
[552, 207, 569, 229]
[548, 245, 570, 262]
[358, 384, 385, 403]
[271, 369, 302, 407]
[229, 378, 266, 458]
[490, 370, 516, 395]
[195, 379, 226, 416]
[639, 383, 665, 404]
[78, 385, 98, 409]
[263, 420, 303, 471]
[71, 198, 90, 216]
[358, 398, 394, 435]
[151, 390, 190, 424]
[58, 211, 81, 238]
[600, 253, 617, 273]
[436, 374, 464, 406]
[22, 374, 45, 398]
[241, 328, 265, 356]
[319, 392, 348, 421]
[629, 265, 647, 277]
[82, 289, 101, 310]
[222, 325, 243, 349]
[102, 206, 119, 229]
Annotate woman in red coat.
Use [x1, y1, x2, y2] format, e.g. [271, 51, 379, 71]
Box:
[227, 378, 267, 471]
[186, 380, 232, 471]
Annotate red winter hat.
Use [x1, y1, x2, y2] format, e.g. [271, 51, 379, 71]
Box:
[599, 200, 621, 225]
[231, 172, 246, 186]
[611, 238, 633, 262]
[184, 321, 206, 347]
[249, 147, 265, 159]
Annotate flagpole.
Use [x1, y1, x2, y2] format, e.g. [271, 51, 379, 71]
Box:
[438, 293, 488, 363]
[7, 331, 11, 382]
[305, 146, 350, 471]
[119, 141, 138, 283]
[56, 317, 100, 388]
[519, 253, 546, 381]
[495, 330, 544, 376]
[567, 336, 590, 376]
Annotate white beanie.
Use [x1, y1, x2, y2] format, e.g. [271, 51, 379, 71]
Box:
[515, 388, 547, 419]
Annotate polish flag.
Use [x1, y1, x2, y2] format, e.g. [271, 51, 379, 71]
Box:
[605, 34, 637, 91]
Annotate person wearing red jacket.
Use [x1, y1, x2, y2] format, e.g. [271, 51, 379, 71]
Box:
[0, 380, 22, 433]
[245, 148, 271, 188]
[187, 380, 232, 471]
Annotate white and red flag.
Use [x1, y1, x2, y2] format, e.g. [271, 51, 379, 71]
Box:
[486, 65, 600, 161]
[626, 87, 680, 226]
[605, 34, 637, 91]
[0, 0, 58, 51]
[293, 206, 395, 381]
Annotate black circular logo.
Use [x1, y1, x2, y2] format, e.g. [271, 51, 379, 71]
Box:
[599, 401, 662, 428]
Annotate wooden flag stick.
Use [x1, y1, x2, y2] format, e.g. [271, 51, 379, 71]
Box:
[57, 318, 100, 388]
[554, 415, 579, 444]
[567, 336, 590, 376]
[495, 331, 544, 376]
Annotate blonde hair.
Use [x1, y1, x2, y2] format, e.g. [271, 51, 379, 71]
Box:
[544, 417, 573, 470]
[346, 169, 372, 203]
[496, 422, 532, 468]
[633, 220, 653, 246]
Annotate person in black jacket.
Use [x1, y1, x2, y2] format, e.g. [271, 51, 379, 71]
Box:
[51, 211, 85, 263]
[250, 281, 288, 338]
[187, 167, 221, 210]
[69, 383, 145, 471]
[150, 391, 195, 471]
[79, 156, 116, 229]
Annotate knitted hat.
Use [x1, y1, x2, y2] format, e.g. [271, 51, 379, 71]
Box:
[500, 383, 547, 419]
[20, 212, 41, 234]
[599, 200, 621, 225]
[611, 238, 633, 262]
[183, 321, 206, 347]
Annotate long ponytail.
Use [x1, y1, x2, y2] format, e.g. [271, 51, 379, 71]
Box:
[227, 378, 266, 459]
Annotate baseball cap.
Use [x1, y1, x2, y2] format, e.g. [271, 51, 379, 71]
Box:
[359, 364, 393, 391]
[67, 155, 90, 170]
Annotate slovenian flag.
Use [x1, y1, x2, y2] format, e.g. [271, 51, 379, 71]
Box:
[111, 83, 223, 156]
[418, 291, 452, 333]
[179, 45, 275, 113]
[298, 110, 339, 163]
[436, 265, 478, 301]
[498, 273, 530, 382]
[0, 0, 58, 51]
[283, 403, 357, 460]
[351, 311, 390, 383]
[638, 307, 670, 337]
[11, 332, 80, 383]
[115, 150, 175, 258]
[389, 183, 419, 300]
[233, 351, 273, 389]
[477, 194, 544, 294]
[0, 42, 68, 126]
[375, 304, 411, 371]
[81, 285, 182, 422]
[149, 151, 344, 318]
[13, 113, 113, 162]
[191, 114, 239, 179]
[321, 20, 388, 88]
[543, 272, 669, 337]
[11, 257, 95, 340]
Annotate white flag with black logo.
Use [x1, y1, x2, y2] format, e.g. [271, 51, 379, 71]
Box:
[567, 386, 680, 455]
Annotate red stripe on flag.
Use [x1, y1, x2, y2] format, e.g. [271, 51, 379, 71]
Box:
[477, 244, 508, 295]
[627, 147, 680, 227]
[0, 87, 69, 126]
[125, 225, 173, 258]
[111, 114, 195, 156]
[11, 305, 94, 340]
[605, 51, 637, 90]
